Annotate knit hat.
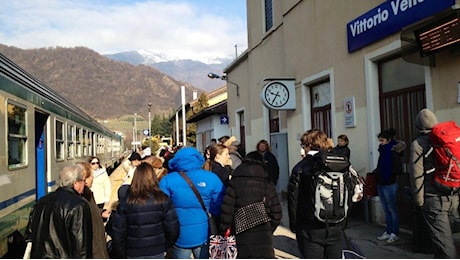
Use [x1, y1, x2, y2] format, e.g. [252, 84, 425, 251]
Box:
[415, 108, 438, 133]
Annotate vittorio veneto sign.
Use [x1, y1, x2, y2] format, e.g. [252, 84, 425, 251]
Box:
[347, 0, 455, 53]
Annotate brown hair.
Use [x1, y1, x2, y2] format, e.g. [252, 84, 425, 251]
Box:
[88, 156, 102, 168]
[127, 162, 167, 205]
[143, 156, 168, 181]
[337, 134, 349, 145]
[77, 161, 92, 179]
[203, 144, 227, 170]
[256, 139, 271, 152]
[300, 129, 334, 151]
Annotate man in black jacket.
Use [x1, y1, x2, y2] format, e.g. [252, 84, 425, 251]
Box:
[288, 129, 362, 259]
[246, 139, 280, 186]
[25, 164, 93, 258]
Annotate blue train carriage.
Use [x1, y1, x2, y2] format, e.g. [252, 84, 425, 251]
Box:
[0, 52, 124, 257]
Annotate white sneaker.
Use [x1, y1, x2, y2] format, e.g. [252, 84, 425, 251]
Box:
[377, 231, 390, 241]
[386, 233, 400, 243]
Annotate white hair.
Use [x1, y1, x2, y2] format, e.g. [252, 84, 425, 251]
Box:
[58, 164, 85, 188]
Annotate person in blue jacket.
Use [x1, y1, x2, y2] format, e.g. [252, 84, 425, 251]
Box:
[160, 147, 225, 259]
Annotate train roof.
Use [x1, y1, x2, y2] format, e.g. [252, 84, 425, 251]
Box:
[0, 52, 120, 140]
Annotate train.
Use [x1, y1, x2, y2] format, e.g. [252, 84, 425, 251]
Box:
[0, 52, 125, 256]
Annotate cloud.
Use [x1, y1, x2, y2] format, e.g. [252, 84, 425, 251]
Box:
[0, 0, 247, 62]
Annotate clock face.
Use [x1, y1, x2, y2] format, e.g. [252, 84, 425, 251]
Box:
[264, 82, 289, 108]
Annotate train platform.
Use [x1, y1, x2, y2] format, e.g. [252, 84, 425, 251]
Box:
[273, 199, 460, 259]
[108, 159, 460, 259]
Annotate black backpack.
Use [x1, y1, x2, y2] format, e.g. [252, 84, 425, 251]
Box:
[311, 151, 359, 224]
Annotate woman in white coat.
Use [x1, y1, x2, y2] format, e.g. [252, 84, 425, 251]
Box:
[89, 156, 112, 211]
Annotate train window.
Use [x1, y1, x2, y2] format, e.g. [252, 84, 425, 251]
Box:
[67, 124, 75, 159]
[98, 135, 104, 155]
[7, 103, 27, 168]
[88, 132, 94, 156]
[55, 120, 65, 160]
[95, 134, 99, 155]
[83, 129, 88, 156]
[76, 126, 82, 158]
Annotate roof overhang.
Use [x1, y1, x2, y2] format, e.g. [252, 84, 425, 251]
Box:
[401, 5, 460, 66]
[186, 100, 227, 123]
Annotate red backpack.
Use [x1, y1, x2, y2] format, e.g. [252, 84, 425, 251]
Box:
[429, 121, 460, 190]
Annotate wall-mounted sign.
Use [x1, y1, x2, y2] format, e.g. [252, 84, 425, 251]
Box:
[260, 80, 296, 110]
[344, 97, 356, 128]
[347, 0, 455, 53]
[220, 115, 229, 125]
[415, 10, 460, 57]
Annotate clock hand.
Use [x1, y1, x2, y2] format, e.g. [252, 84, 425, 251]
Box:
[271, 91, 280, 103]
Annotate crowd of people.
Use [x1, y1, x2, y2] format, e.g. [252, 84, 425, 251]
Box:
[21, 110, 459, 259]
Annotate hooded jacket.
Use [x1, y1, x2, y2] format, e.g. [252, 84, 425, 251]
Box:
[219, 159, 282, 258]
[245, 150, 280, 185]
[375, 140, 405, 185]
[159, 147, 225, 248]
[409, 108, 440, 206]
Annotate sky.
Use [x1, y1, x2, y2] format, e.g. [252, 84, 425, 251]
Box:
[0, 0, 248, 63]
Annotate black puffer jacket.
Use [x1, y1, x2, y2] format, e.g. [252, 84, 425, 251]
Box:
[111, 185, 180, 258]
[245, 151, 280, 185]
[25, 186, 93, 258]
[219, 159, 282, 258]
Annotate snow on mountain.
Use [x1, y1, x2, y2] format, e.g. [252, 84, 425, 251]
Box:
[136, 50, 172, 63]
[104, 50, 233, 92]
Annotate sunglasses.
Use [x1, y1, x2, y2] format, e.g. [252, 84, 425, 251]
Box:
[91, 162, 100, 165]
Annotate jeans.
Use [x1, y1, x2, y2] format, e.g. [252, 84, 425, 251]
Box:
[423, 195, 459, 258]
[171, 243, 209, 259]
[377, 183, 399, 235]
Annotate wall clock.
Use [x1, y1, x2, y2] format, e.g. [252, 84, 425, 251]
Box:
[263, 82, 289, 108]
[260, 80, 296, 110]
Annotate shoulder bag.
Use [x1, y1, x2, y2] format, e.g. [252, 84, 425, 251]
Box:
[234, 181, 271, 234]
[178, 171, 218, 235]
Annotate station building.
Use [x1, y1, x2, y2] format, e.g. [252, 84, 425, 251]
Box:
[223, 0, 460, 227]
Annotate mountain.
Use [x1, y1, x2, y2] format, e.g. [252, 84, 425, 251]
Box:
[0, 45, 201, 120]
[105, 50, 231, 92]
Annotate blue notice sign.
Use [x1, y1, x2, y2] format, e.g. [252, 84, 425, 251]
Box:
[220, 115, 229, 125]
[347, 0, 455, 52]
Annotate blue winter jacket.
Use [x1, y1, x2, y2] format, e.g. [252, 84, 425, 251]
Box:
[159, 147, 225, 248]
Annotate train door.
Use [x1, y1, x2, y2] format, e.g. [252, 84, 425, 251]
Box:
[35, 110, 49, 200]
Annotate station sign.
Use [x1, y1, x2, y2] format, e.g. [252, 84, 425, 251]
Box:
[347, 0, 455, 52]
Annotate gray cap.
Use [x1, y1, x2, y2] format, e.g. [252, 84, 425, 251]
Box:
[415, 108, 438, 133]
